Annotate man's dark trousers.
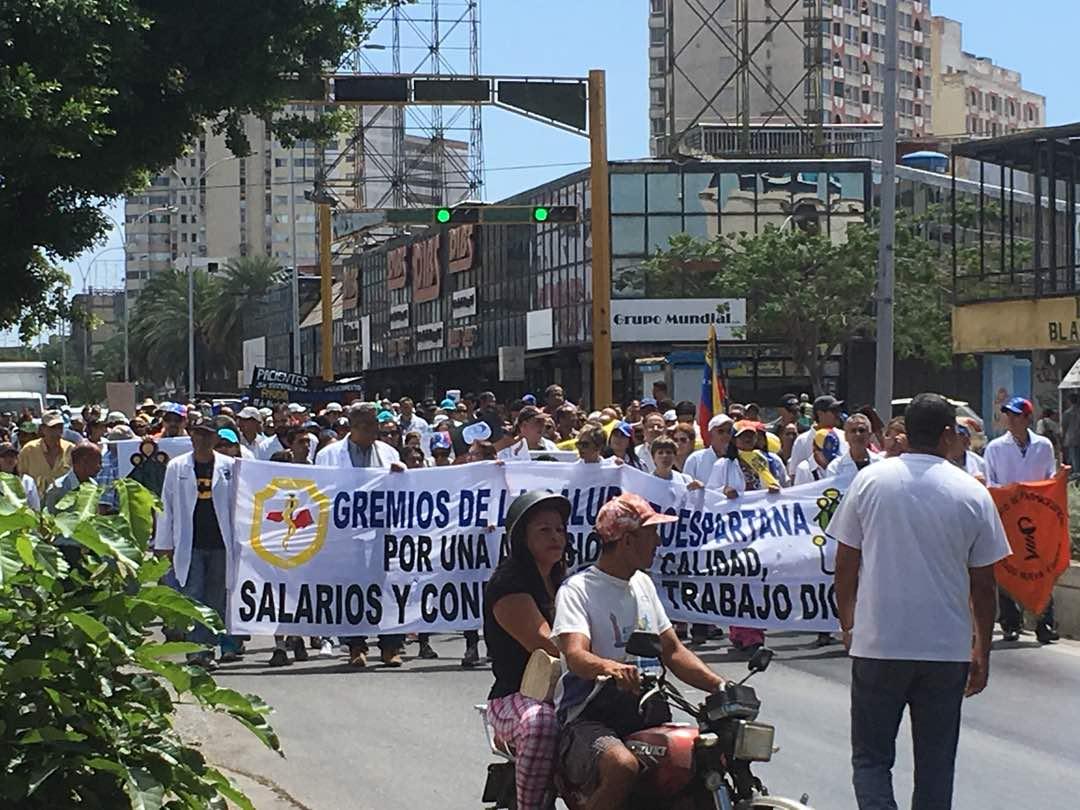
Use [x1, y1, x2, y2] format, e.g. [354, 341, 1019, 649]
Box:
[851, 657, 970, 810]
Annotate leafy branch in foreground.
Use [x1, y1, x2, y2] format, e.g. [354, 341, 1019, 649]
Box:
[0, 474, 280, 809]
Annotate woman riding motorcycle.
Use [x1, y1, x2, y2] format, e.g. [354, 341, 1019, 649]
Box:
[483, 490, 571, 810]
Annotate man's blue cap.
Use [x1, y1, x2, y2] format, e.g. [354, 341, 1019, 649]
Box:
[377, 410, 395, 423]
[430, 433, 452, 452]
[1001, 396, 1033, 416]
[216, 428, 239, 445]
[522, 394, 537, 406]
[439, 398, 456, 410]
[614, 421, 632, 438]
[640, 397, 658, 408]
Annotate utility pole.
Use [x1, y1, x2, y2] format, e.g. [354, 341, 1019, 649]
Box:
[318, 198, 334, 381]
[874, 0, 898, 417]
[588, 69, 612, 408]
[289, 149, 301, 373]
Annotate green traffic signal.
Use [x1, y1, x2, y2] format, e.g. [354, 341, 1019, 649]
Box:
[533, 206, 550, 223]
[436, 208, 452, 223]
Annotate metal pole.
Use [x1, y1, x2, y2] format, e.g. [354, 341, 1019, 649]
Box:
[289, 150, 301, 373]
[187, 250, 195, 399]
[588, 69, 612, 408]
[873, 0, 898, 417]
[319, 201, 334, 381]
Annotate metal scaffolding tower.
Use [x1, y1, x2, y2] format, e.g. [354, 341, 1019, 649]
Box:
[326, 0, 485, 211]
[657, 0, 826, 157]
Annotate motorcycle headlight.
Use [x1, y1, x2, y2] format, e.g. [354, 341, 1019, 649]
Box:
[733, 721, 775, 762]
[695, 732, 720, 748]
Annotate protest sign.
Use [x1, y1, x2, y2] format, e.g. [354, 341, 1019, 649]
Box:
[115, 437, 192, 478]
[990, 473, 1072, 614]
[228, 460, 848, 636]
[247, 366, 365, 409]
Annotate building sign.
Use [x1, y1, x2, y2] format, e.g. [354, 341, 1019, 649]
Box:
[412, 234, 441, 303]
[610, 298, 747, 343]
[388, 245, 407, 291]
[416, 321, 444, 351]
[247, 367, 364, 408]
[451, 287, 477, 320]
[448, 325, 478, 349]
[342, 265, 359, 310]
[389, 304, 410, 331]
[448, 224, 475, 273]
[953, 296, 1080, 353]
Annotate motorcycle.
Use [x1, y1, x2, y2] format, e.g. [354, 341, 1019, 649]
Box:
[477, 631, 815, 809]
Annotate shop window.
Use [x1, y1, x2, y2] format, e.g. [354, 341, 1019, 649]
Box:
[646, 172, 682, 213]
[612, 215, 646, 255]
[611, 173, 645, 214]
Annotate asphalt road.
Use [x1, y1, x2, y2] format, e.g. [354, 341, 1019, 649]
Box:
[206, 631, 1080, 810]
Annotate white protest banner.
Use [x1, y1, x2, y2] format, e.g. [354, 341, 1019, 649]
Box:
[115, 437, 193, 477]
[227, 460, 847, 636]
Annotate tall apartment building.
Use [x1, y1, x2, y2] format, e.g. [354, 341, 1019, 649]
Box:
[124, 109, 468, 299]
[648, 0, 932, 155]
[930, 16, 1045, 140]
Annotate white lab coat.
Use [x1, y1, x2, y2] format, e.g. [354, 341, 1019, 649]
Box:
[314, 437, 400, 468]
[153, 452, 236, 587]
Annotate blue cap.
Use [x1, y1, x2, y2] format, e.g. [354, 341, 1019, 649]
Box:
[614, 420, 632, 438]
[439, 398, 456, 410]
[377, 410, 395, 423]
[216, 428, 239, 445]
[521, 394, 537, 406]
[1001, 396, 1033, 416]
[430, 433, 452, 452]
[161, 402, 187, 417]
[640, 397, 658, 408]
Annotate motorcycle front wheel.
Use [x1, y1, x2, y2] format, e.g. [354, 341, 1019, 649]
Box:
[737, 798, 815, 810]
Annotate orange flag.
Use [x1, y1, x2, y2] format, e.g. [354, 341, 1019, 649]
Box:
[989, 474, 1072, 615]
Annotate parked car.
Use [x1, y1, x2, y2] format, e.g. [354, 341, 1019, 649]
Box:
[892, 397, 986, 451]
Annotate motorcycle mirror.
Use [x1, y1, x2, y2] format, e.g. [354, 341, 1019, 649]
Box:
[747, 647, 774, 673]
[624, 631, 662, 660]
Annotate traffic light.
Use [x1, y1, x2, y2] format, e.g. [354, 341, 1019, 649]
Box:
[382, 205, 580, 226]
[435, 207, 480, 224]
[531, 205, 577, 223]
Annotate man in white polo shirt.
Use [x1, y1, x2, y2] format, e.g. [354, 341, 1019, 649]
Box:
[831, 393, 1009, 810]
[983, 396, 1059, 644]
[681, 413, 733, 484]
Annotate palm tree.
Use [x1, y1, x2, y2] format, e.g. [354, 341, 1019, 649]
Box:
[128, 268, 215, 390]
[202, 256, 285, 376]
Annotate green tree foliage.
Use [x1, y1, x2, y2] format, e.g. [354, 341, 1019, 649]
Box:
[1, 0, 385, 337]
[639, 209, 957, 394]
[128, 256, 284, 391]
[0, 475, 279, 808]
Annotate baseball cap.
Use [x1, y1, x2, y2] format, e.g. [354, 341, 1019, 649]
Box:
[18, 421, 37, 435]
[287, 403, 307, 414]
[1001, 396, 1033, 416]
[640, 397, 658, 409]
[813, 395, 844, 413]
[106, 425, 136, 442]
[955, 421, 971, 437]
[613, 420, 632, 438]
[733, 419, 758, 436]
[189, 421, 216, 435]
[814, 428, 842, 462]
[40, 411, 64, 428]
[780, 393, 800, 410]
[595, 493, 678, 544]
[258, 407, 273, 418]
[663, 409, 678, 423]
[106, 410, 129, 425]
[238, 406, 261, 420]
[707, 413, 734, 433]
[324, 402, 343, 413]
[161, 402, 187, 418]
[439, 398, 456, 410]
[216, 428, 240, 445]
[462, 421, 492, 444]
[430, 432, 452, 452]
[377, 410, 395, 423]
[521, 393, 537, 406]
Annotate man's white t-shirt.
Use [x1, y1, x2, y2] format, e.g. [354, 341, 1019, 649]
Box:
[983, 429, 1056, 486]
[828, 453, 1011, 662]
[682, 447, 725, 484]
[552, 567, 673, 721]
[635, 443, 656, 473]
[653, 469, 693, 487]
[962, 451, 987, 479]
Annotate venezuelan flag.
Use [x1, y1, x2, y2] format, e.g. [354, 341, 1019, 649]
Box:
[697, 324, 726, 440]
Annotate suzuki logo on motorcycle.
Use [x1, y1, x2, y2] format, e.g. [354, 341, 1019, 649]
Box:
[625, 741, 668, 760]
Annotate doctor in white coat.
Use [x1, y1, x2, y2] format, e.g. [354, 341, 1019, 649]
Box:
[153, 422, 236, 667]
[315, 402, 405, 668]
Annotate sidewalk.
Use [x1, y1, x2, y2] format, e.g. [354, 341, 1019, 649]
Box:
[174, 701, 313, 810]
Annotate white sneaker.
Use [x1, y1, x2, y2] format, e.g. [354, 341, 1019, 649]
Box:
[320, 640, 335, 658]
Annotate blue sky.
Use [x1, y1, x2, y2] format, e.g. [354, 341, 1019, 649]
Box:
[27, 0, 1079, 342]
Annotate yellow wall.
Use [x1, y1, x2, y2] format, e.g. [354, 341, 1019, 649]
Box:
[953, 296, 1080, 353]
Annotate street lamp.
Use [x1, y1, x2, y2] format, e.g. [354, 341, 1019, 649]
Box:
[171, 156, 239, 400]
[101, 205, 177, 383]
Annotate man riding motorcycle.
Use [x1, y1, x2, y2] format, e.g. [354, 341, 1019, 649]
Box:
[551, 493, 730, 810]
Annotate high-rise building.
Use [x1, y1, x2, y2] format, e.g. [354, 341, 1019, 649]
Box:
[929, 16, 1045, 140]
[648, 0, 933, 156]
[123, 110, 468, 300]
